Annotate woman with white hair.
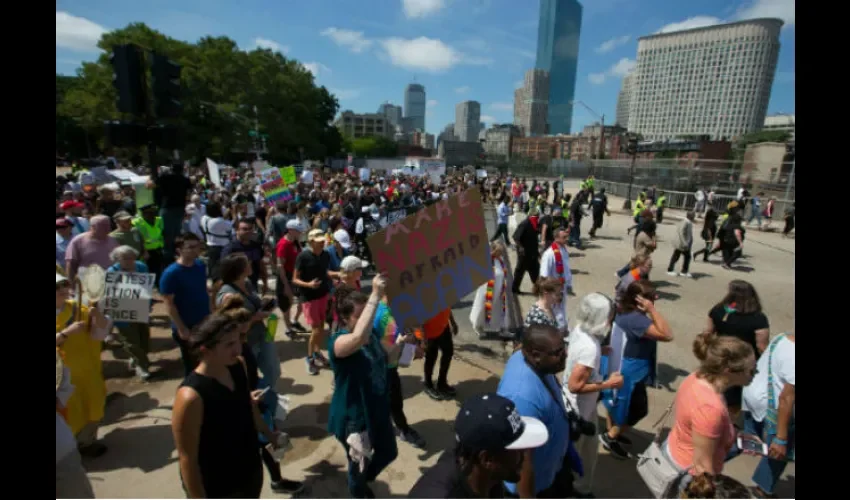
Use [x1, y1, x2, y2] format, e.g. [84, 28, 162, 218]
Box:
[108, 245, 153, 380]
[563, 293, 624, 497]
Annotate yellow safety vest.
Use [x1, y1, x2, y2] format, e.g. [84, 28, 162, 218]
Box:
[657, 196, 666, 208]
[133, 217, 164, 250]
[633, 200, 645, 217]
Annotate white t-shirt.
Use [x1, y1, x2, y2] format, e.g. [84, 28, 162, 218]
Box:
[562, 328, 603, 421]
[743, 335, 795, 422]
[201, 215, 233, 247]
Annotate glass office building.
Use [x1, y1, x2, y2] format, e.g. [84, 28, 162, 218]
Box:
[404, 83, 426, 132]
[535, 0, 583, 135]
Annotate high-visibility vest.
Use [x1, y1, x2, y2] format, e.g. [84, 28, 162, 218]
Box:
[633, 200, 645, 217]
[133, 217, 164, 250]
[656, 196, 667, 208]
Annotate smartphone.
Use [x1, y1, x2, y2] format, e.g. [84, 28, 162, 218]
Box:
[256, 386, 271, 398]
[737, 435, 768, 456]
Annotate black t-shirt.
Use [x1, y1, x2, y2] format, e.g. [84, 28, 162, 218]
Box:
[590, 194, 608, 214]
[540, 215, 567, 243]
[155, 173, 191, 209]
[708, 303, 769, 356]
[408, 451, 506, 499]
[294, 249, 330, 301]
[513, 218, 540, 256]
[98, 199, 123, 229]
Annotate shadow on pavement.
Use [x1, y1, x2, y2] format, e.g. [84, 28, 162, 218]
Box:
[593, 425, 655, 499]
[296, 458, 402, 499]
[276, 376, 314, 397]
[102, 391, 162, 426]
[284, 395, 331, 443]
[732, 265, 755, 273]
[410, 418, 455, 462]
[652, 280, 680, 290]
[274, 337, 312, 365]
[83, 424, 177, 474]
[655, 363, 691, 392]
[592, 235, 624, 241]
[689, 271, 712, 280]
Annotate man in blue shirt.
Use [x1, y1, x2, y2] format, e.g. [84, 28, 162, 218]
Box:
[498, 323, 578, 498]
[56, 218, 74, 271]
[159, 232, 210, 375]
[491, 194, 512, 245]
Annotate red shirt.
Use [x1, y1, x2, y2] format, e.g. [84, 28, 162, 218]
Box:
[275, 237, 301, 275]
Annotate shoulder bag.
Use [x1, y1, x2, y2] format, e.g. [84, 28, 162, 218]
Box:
[635, 403, 691, 498]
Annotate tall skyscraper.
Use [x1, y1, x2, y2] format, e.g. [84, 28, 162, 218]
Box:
[615, 72, 633, 129]
[377, 102, 402, 128]
[629, 18, 783, 141]
[455, 101, 482, 142]
[513, 69, 550, 136]
[404, 84, 426, 132]
[535, 0, 583, 135]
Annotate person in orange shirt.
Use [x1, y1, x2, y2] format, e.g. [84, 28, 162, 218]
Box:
[416, 308, 459, 401]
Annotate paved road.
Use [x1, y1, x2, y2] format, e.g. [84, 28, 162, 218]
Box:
[85, 180, 795, 498]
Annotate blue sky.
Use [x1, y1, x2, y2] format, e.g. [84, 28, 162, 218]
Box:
[56, 0, 795, 136]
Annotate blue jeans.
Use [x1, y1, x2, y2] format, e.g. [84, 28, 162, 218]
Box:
[252, 340, 281, 388]
[568, 219, 581, 246]
[748, 208, 762, 226]
[727, 412, 795, 494]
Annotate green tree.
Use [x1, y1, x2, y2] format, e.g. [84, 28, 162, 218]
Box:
[57, 23, 340, 164]
[56, 74, 94, 159]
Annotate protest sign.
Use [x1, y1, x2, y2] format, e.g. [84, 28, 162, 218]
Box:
[359, 168, 370, 182]
[301, 170, 314, 184]
[280, 166, 297, 185]
[476, 169, 488, 179]
[135, 183, 154, 208]
[101, 271, 156, 323]
[206, 158, 222, 187]
[251, 160, 269, 174]
[367, 189, 492, 329]
[258, 168, 289, 204]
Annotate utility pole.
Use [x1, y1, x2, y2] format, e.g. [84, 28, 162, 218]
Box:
[623, 133, 638, 210]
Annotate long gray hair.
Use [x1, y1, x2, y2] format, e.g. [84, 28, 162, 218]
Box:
[572, 293, 615, 339]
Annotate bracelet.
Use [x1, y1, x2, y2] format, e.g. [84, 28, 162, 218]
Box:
[772, 437, 787, 446]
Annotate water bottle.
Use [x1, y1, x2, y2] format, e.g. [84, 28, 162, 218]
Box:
[266, 313, 278, 342]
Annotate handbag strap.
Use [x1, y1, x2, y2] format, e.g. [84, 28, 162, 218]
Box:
[650, 402, 675, 443]
[765, 333, 786, 426]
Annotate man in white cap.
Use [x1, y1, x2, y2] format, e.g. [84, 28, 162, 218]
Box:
[409, 392, 548, 498]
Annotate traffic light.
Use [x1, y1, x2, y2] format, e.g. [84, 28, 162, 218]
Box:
[150, 53, 182, 118]
[626, 134, 638, 156]
[110, 45, 146, 116]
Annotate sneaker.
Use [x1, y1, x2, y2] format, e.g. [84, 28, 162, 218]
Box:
[616, 434, 632, 446]
[306, 357, 319, 375]
[313, 352, 329, 368]
[284, 329, 298, 340]
[270, 479, 305, 494]
[666, 271, 678, 277]
[680, 273, 693, 279]
[135, 366, 153, 381]
[423, 385, 445, 401]
[599, 432, 629, 460]
[398, 428, 427, 449]
[292, 321, 308, 333]
[436, 383, 457, 398]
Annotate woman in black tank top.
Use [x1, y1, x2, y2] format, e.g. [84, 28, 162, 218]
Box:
[171, 313, 281, 498]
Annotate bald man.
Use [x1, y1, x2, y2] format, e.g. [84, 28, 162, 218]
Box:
[65, 215, 120, 282]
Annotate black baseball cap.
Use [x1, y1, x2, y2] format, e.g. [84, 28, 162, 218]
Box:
[455, 393, 548, 452]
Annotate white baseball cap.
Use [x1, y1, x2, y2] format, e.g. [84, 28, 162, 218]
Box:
[333, 229, 352, 250]
[340, 255, 369, 272]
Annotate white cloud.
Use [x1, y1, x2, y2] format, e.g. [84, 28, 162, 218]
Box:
[595, 35, 630, 54]
[253, 37, 289, 53]
[588, 73, 607, 85]
[734, 0, 794, 28]
[656, 16, 722, 34]
[380, 36, 490, 72]
[330, 88, 362, 100]
[402, 0, 445, 19]
[587, 57, 635, 84]
[480, 115, 497, 124]
[657, 1, 795, 35]
[427, 99, 438, 108]
[321, 28, 373, 53]
[302, 62, 331, 76]
[489, 102, 513, 111]
[455, 86, 471, 94]
[56, 11, 107, 52]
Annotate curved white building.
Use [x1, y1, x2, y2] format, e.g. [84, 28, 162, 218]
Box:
[628, 18, 783, 141]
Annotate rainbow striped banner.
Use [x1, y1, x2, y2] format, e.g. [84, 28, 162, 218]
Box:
[258, 167, 292, 203]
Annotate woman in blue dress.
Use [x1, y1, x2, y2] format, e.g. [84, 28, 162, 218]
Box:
[599, 280, 674, 460]
[327, 275, 398, 498]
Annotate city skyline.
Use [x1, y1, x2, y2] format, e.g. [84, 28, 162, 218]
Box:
[56, 0, 795, 136]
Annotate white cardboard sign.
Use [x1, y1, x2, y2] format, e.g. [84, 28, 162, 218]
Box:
[101, 272, 156, 323]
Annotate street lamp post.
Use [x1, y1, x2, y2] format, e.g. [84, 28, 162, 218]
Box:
[571, 100, 606, 160]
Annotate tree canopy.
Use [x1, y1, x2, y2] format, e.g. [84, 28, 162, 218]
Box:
[57, 23, 344, 164]
[344, 135, 399, 158]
